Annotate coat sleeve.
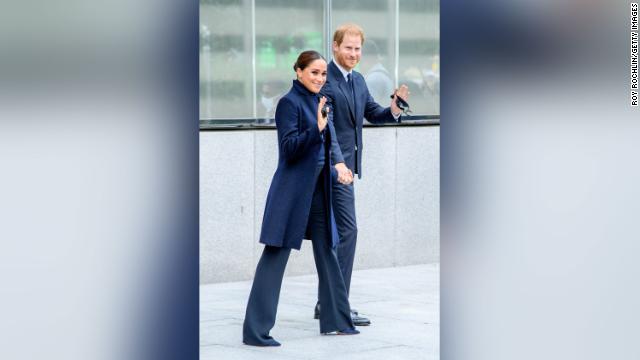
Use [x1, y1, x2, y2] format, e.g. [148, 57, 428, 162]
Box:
[327, 115, 344, 165]
[320, 82, 345, 165]
[275, 96, 323, 162]
[330, 166, 339, 184]
[362, 81, 398, 125]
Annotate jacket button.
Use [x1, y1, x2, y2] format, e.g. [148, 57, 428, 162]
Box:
[355, 146, 358, 150]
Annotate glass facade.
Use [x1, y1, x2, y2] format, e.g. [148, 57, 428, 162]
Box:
[399, 0, 440, 116]
[200, 0, 439, 126]
[200, 0, 254, 120]
[255, 0, 325, 123]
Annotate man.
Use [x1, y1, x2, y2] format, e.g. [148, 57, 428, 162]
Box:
[316, 23, 410, 326]
[361, 40, 394, 107]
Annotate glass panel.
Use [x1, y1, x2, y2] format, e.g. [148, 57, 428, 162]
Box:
[399, 0, 440, 116]
[199, 0, 440, 125]
[254, 0, 325, 124]
[200, 0, 254, 120]
[331, 0, 397, 110]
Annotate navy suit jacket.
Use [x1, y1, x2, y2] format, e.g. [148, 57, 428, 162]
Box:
[320, 60, 398, 178]
[259, 80, 340, 250]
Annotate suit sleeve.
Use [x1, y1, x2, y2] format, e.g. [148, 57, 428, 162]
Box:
[362, 82, 398, 125]
[275, 97, 322, 162]
[320, 82, 345, 165]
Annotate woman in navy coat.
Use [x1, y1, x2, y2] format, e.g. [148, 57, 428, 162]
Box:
[243, 51, 358, 346]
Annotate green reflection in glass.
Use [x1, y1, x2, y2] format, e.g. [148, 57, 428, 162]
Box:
[258, 40, 277, 69]
[304, 31, 322, 53]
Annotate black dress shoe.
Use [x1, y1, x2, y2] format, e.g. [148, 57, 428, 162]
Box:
[316, 304, 370, 325]
[351, 311, 371, 326]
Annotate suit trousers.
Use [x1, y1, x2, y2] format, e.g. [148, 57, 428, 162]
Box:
[243, 165, 354, 346]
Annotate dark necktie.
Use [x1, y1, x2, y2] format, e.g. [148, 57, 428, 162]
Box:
[347, 73, 355, 104]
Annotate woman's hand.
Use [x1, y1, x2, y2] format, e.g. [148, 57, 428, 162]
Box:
[317, 96, 329, 132]
[335, 162, 353, 185]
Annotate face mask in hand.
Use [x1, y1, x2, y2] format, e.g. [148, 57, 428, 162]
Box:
[390, 94, 412, 115]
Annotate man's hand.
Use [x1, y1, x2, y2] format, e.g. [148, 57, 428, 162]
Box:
[390, 84, 410, 116]
[334, 162, 353, 185]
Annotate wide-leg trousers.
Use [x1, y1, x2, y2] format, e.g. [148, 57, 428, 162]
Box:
[243, 165, 354, 346]
[331, 181, 357, 295]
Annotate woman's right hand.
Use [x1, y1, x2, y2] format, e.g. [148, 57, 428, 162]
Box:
[317, 96, 328, 132]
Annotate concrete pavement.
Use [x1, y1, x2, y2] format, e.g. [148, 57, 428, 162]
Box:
[200, 263, 439, 359]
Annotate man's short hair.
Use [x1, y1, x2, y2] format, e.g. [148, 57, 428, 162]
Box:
[333, 23, 365, 46]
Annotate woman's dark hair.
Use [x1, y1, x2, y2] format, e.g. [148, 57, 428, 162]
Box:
[293, 50, 326, 71]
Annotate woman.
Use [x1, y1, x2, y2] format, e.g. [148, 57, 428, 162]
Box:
[243, 50, 358, 347]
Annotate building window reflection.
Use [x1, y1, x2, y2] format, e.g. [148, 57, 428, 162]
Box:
[200, 0, 439, 125]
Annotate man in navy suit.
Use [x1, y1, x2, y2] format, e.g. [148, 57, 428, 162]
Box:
[315, 23, 410, 326]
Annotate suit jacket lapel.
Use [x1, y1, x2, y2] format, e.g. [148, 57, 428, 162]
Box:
[330, 62, 356, 126]
[352, 74, 363, 128]
[339, 80, 357, 126]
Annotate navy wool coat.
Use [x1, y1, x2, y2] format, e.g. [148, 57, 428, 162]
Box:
[259, 80, 340, 250]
